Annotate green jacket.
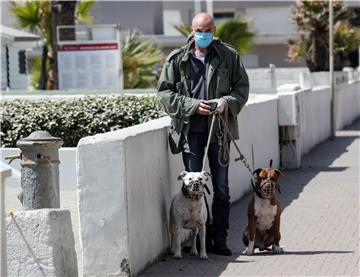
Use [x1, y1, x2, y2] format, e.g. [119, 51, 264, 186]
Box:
[157, 38, 249, 154]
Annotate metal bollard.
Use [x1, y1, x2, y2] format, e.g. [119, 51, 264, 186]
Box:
[16, 130, 63, 210]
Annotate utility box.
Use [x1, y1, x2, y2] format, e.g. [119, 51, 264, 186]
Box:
[17, 131, 63, 210]
[277, 84, 303, 169]
[278, 84, 301, 126]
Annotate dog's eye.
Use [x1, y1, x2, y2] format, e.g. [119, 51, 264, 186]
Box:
[188, 178, 192, 180]
[199, 178, 203, 181]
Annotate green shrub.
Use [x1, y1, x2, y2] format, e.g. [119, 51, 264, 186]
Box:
[0, 95, 166, 147]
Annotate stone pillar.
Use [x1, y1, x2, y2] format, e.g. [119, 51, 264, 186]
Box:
[6, 209, 78, 277]
[17, 130, 63, 210]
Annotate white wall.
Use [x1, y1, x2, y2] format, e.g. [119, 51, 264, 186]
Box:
[76, 95, 279, 276]
[301, 87, 332, 154]
[334, 81, 360, 130]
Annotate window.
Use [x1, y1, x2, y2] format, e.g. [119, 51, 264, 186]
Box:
[18, 50, 26, 74]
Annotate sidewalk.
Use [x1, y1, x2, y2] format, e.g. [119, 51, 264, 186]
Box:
[141, 119, 359, 276]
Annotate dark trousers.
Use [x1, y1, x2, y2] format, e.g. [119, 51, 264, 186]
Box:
[182, 132, 230, 242]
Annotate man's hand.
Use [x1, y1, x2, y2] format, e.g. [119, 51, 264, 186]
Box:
[195, 100, 211, 115]
[208, 98, 227, 113]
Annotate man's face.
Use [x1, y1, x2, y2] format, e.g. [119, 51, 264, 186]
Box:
[191, 17, 215, 36]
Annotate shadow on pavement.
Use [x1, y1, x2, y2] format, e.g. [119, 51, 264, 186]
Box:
[280, 118, 359, 211]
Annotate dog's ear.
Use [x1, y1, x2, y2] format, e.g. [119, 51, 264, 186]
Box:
[274, 169, 283, 176]
[253, 168, 263, 177]
[177, 171, 188, 181]
[201, 171, 212, 181]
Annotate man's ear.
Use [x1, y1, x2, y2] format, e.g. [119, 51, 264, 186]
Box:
[177, 171, 188, 181]
[274, 169, 283, 176]
[253, 168, 263, 177]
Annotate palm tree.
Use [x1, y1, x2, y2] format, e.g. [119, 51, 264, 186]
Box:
[11, 0, 95, 89]
[121, 30, 164, 89]
[288, 0, 360, 71]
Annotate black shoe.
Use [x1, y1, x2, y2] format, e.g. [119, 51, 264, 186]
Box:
[212, 241, 232, 256]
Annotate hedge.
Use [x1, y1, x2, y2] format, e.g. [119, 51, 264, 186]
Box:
[0, 95, 166, 147]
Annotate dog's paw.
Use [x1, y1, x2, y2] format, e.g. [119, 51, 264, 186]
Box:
[190, 249, 198, 256]
[200, 253, 208, 260]
[273, 245, 284, 253]
[242, 247, 254, 256]
[173, 253, 182, 259]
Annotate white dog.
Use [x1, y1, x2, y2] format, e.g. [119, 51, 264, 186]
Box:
[169, 171, 211, 259]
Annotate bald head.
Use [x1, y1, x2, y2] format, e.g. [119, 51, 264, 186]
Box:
[191, 13, 215, 35]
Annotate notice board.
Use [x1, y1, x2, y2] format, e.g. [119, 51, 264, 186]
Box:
[57, 25, 123, 90]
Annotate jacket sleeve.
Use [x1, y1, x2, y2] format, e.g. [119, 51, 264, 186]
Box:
[222, 53, 249, 118]
[157, 57, 200, 122]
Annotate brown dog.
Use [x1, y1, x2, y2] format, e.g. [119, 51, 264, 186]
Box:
[242, 160, 284, 255]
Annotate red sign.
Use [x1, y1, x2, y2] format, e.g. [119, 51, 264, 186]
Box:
[58, 43, 118, 51]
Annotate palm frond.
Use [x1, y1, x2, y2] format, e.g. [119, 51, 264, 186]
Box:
[11, 1, 41, 32]
[215, 19, 255, 55]
[121, 30, 164, 88]
[76, 0, 96, 24]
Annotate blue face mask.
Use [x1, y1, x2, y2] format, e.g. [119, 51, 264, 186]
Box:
[194, 32, 213, 48]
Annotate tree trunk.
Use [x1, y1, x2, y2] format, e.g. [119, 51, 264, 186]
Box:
[307, 32, 329, 72]
[38, 45, 48, 90]
[50, 1, 76, 90]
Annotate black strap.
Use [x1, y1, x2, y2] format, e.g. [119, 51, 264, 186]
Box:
[251, 179, 265, 199]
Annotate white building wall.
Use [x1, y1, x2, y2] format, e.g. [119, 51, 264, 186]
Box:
[7, 47, 28, 90]
[245, 6, 296, 36]
[1, 46, 7, 90]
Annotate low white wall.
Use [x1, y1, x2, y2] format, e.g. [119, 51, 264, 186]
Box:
[77, 94, 279, 276]
[229, 95, 279, 200]
[0, 147, 77, 191]
[301, 86, 332, 154]
[334, 81, 360, 130]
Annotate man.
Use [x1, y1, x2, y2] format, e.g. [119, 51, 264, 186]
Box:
[157, 13, 249, 255]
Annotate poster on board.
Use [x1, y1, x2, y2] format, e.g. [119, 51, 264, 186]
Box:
[57, 25, 123, 90]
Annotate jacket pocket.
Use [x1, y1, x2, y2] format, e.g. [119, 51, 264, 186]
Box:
[168, 118, 184, 154]
[217, 68, 230, 94]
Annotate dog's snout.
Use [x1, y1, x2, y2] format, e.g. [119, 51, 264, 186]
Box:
[193, 181, 200, 191]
